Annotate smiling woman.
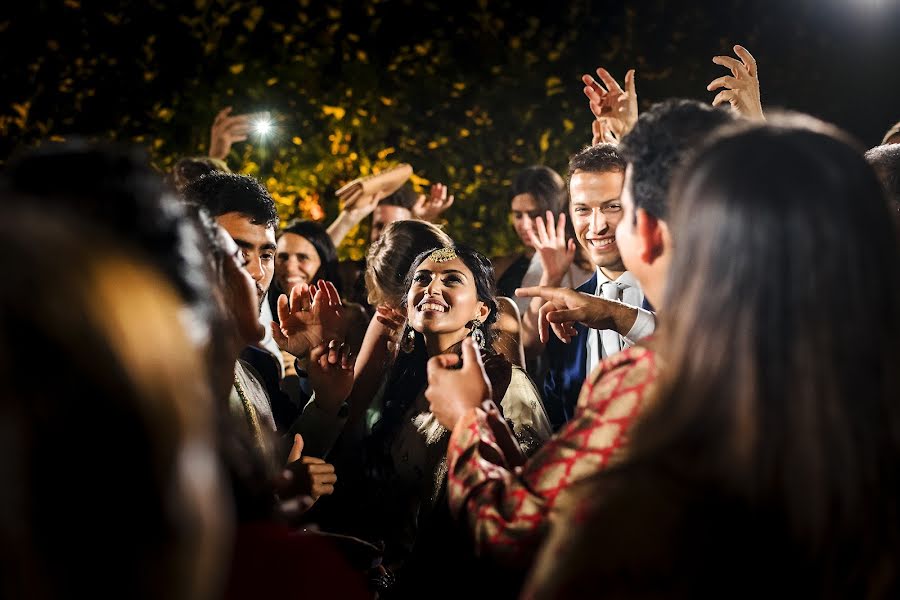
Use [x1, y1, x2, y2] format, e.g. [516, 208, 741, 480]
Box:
[273, 220, 341, 296]
[405, 247, 495, 356]
[303, 245, 551, 595]
[268, 220, 343, 335]
[310, 244, 553, 595]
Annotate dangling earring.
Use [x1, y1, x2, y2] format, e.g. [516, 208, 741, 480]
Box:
[469, 318, 486, 349]
[400, 324, 416, 354]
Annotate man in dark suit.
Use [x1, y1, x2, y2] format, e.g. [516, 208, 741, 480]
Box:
[537, 145, 656, 429]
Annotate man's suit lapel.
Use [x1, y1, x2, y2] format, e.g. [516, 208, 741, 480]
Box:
[572, 272, 597, 384]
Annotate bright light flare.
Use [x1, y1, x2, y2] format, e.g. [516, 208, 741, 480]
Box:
[252, 118, 273, 137]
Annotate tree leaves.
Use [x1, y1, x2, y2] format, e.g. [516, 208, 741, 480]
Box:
[12, 0, 859, 260]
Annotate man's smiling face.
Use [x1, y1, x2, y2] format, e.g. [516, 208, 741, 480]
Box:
[569, 169, 627, 275]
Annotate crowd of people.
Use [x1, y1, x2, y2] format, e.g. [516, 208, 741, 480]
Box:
[1, 44, 899, 599]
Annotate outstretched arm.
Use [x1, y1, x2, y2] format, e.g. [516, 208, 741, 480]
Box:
[325, 190, 386, 248]
[516, 285, 652, 345]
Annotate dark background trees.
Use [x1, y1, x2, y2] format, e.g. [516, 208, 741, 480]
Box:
[2, 0, 898, 257]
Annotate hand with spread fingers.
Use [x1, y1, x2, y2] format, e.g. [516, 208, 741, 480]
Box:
[707, 44, 764, 121]
[275, 434, 337, 519]
[425, 338, 492, 431]
[526, 211, 577, 287]
[582, 68, 638, 140]
[413, 183, 455, 222]
[515, 285, 639, 344]
[209, 107, 251, 160]
[272, 280, 347, 359]
[307, 339, 356, 415]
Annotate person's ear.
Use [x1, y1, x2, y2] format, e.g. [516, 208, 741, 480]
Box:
[635, 208, 666, 264]
[475, 301, 491, 323]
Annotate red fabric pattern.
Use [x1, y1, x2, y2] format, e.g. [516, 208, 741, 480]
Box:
[446, 345, 659, 567]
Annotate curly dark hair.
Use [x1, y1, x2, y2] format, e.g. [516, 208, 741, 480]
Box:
[181, 172, 278, 228]
[566, 143, 626, 181]
[618, 99, 735, 221]
[865, 143, 900, 209]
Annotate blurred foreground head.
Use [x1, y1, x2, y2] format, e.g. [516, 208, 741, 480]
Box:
[0, 206, 230, 600]
[0, 141, 215, 344]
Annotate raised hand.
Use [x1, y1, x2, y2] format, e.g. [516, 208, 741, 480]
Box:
[425, 338, 492, 430]
[526, 211, 576, 286]
[272, 280, 347, 359]
[412, 183, 455, 222]
[340, 188, 386, 219]
[708, 45, 764, 121]
[209, 107, 251, 160]
[582, 68, 638, 140]
[307, 339, 355, 415]
[591, 118, 620, 146]
[275, 434, 337, 519]
[326, 190, 387, 247]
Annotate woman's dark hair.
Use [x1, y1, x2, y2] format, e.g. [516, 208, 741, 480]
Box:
[510, 165, 567, 216]
[279, 219, 341, 294]
[556, 118, 900, 597]
[655, 117, 900, 498]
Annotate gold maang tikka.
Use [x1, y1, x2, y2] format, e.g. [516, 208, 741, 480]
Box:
[427, 246, 458, 263]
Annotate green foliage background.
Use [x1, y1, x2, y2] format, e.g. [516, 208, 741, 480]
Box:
[2, 0, 899, 258]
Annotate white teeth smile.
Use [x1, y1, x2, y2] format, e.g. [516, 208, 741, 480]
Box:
[418, 301, 447, 313]
[588, 237, 615, 248]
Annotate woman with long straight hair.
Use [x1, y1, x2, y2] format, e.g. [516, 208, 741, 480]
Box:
[525, 118, 900, 599]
